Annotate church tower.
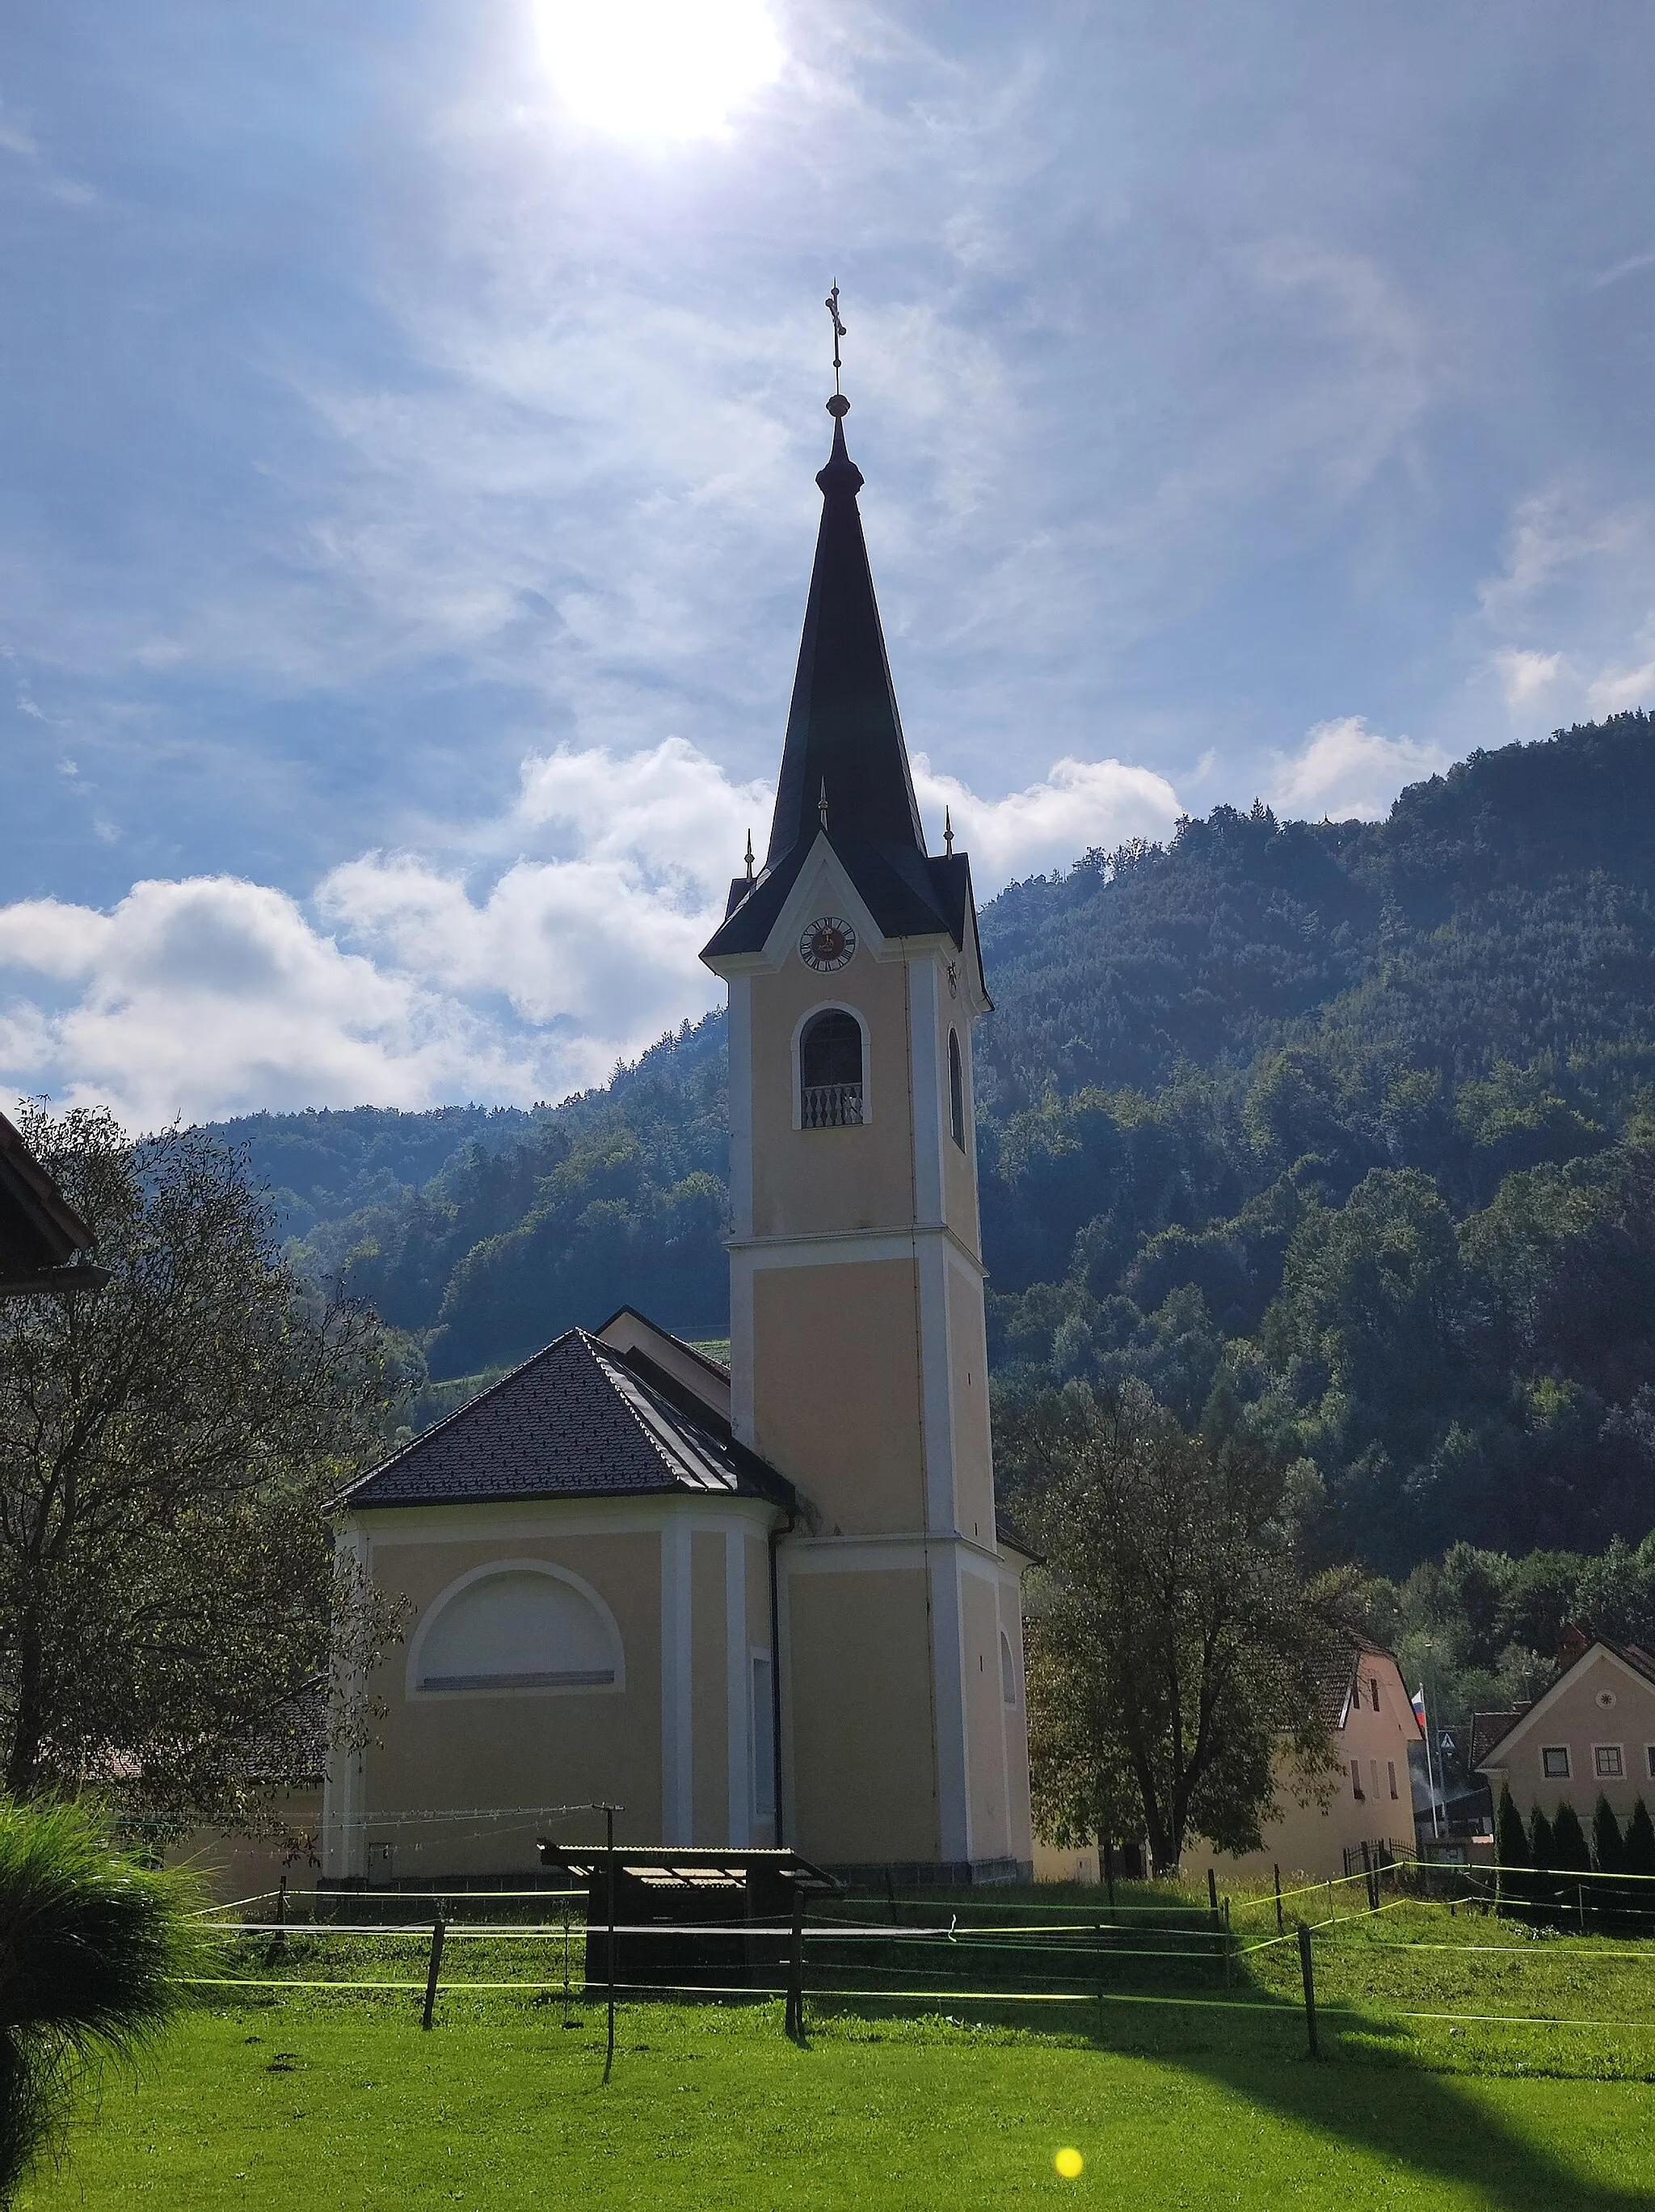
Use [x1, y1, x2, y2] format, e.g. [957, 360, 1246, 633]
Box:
[701, 382, 1033, 1879]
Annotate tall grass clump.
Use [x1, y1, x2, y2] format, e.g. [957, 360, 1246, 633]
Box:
[0, 1799, 202, 2201]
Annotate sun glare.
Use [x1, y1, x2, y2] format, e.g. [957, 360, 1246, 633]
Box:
[534, 0, 784, 141]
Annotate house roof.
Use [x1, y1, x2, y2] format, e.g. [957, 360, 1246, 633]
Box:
[1473, 1637, 1655, 1769]
[1315, 1633, 1420, 1734]
[0, 1109, 107, 1296]
[335, 1325, 796, 1515]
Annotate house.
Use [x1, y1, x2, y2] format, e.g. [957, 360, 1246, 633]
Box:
[0, 1108, 106, 1298]
[1475, 1631, 1655, 1829]
[318, 381, 1034, 1890]
[1033, 1636, 1422, 1885]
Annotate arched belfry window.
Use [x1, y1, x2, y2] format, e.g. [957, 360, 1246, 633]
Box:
[800, 1009, 864, 1128]
[949, 1030, 966, 1151]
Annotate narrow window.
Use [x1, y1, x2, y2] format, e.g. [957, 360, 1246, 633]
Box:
[949, 1030, 966, 1151]
[1542, 1746, 1570, 1780]
[1595, 1744, 1624, 1780]
[1350, 1761, 1364, 1801]
[1388, 1761, 1399, 1800]
[1372, 1679, 1382, 1713]
[1646, 1746, 1655, 1780]
[751, 1654, 776, 1822]
[1370, 1759, 1380, 1801]
[800, 1009, 863, 1128]
[1000, 1629, 1018, 1709]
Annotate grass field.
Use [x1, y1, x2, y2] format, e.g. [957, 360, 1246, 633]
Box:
[19, 1893, 1655, 2210]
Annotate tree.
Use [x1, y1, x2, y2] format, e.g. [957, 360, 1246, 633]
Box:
[1494, 1783, 1528, 1911]
[0, 1102, 401, 1826]
[1593, 1794, 1623, 1873]
[1623, 1797, 1655, 1881]
[1022, 1380, 1345, 1873]
[0, 1797, 201, 2200]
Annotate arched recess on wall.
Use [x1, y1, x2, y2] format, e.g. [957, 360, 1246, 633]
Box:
[1000, 1628, 1018, 1709]
[949, 1029, 966, 1150]
[406, 1562, 625, 1697]
[796, 1004, 867, 1127]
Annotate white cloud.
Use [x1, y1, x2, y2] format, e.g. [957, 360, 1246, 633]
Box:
[1586, 659, 1655, 718]
[1495, 649, 1564, 709]
[1266, 717, 1451, 822]
[912, 754, 1184, 886]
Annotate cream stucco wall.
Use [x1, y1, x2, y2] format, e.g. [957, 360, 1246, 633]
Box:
[1480, 1647, 1655, 1825]
[752, 1258, 925, 1537]
[784, 1558, 941, 1864]
[328, 1498, 778, 1882]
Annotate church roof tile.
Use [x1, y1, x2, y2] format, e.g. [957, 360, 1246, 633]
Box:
[335, 1329, 794, 1513]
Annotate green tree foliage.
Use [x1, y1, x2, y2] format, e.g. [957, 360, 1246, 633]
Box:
[1495, 1784, 1527, 1871]
[1021, 1382, 1345, 1873]
[0, 1104, 401, 1821]
[1623, 1797, 1655, 1879]
[1593, 1795, 1623, 1874]
[1551, 1801, 1592, 1877]
[0, 1798, 201, 2200]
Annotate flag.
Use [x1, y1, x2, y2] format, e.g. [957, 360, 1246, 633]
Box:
[1411, 1687, 1428, 1734]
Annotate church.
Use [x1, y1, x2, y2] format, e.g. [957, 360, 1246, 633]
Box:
[320, 378, 1034, 1888]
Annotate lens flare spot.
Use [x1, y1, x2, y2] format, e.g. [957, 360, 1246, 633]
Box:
[1055, 2147, 1084, 2179]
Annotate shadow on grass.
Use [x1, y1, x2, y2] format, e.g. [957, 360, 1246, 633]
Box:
[814, 1890, 1655, 2212]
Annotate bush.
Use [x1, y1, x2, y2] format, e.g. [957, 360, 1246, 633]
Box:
[0, 1799, 202, 2201]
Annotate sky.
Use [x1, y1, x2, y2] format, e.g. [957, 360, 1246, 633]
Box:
[2, 0, 1653, 1129]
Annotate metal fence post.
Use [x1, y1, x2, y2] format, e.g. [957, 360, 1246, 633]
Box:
[785, 1881, 805, 2041]
[421, 1915, 446, 2031]
[1297, 1923, 1319, 2060]
[1274, 1863, 1282, 1935]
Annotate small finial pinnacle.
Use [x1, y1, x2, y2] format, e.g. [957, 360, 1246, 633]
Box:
[819, 777, 829, 832]
[943, 807, 954, 856]
[744, 828, 755, 882]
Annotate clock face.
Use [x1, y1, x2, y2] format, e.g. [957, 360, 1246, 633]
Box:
[799, 916, 857, 972]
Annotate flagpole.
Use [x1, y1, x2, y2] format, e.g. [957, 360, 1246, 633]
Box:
[1416, 1684, 1442, 1843]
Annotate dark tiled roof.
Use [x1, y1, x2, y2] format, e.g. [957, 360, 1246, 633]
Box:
[336, 1329, 794, 1512]
[1471, 1708, 1531, 1766]
[704, 833, 980, 960]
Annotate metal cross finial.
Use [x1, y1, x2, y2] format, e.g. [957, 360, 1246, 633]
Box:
[744, 828, 755, 881]
[943, 807, 954, 856]
[819, 777, 829, 832]
[825, 282, 846, 397]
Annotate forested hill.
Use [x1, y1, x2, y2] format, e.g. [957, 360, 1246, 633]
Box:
[215, 710, 1655, 1575]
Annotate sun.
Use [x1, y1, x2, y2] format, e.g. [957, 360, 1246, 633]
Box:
[533, 0, 784, 141]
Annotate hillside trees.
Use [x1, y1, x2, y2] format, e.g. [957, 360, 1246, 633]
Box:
[0, 1103, 400, 1819]
[1021, 1381, 1345, 1871]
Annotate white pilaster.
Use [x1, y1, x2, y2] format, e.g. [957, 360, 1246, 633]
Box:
[321, 1520, 369, 1884]
[659, 1516, 694, 1843]
[725, 1532, 751, 1846]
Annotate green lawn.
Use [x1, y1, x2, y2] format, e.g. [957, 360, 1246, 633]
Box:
[20, 1896, 1655, 2210]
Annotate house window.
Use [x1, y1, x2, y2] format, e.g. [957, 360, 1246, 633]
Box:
[1388, 1761, 1399, 1801]
[949, 1030, 966, 1151]
[1350, 1761, 1365, 1801]
[1647, 1746, 1655, 1780]
[1595, 1744, 1625, 1780]
[799, 1009, 864, 1127]
[751, 1654, 776, 1823]
[1371, 1679, 1381, 1713]
[1541, 1746, 1570, 1780]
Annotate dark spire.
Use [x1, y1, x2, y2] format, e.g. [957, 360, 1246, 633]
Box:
[764, 398, 927, 868]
